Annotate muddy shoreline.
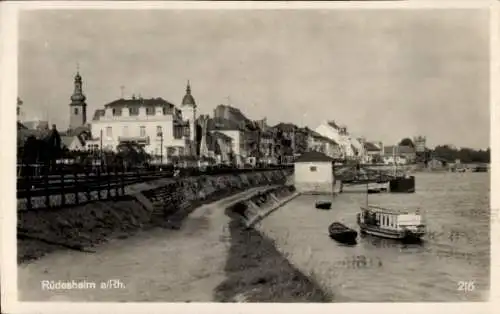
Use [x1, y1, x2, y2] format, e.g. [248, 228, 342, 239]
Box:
[216, 188, 331, 302]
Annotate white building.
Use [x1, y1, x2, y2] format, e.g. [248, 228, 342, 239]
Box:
[88, 82, 196, 161]
[294, 151, 335, 195]
[306, 129, 342, 159]
[315, 121, 363, 159]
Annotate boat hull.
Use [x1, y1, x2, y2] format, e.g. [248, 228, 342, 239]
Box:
[315, 202, 332, 210]
[340, 182, 389, 193]
[329, 223, 358, 244]
[358, 223, 424, 241]
[389, 176, 415, 193]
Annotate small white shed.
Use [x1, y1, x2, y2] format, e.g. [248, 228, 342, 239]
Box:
[294, 151, 335, 194]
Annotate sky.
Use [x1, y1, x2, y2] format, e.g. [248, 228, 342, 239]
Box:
[18, 9, 490, 149]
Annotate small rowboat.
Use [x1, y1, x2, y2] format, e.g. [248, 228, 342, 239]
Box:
[315, 201, 332, 210]
[328, 222, 358, 244]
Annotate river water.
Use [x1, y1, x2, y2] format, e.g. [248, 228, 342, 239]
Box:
[257, 172, 490, 302]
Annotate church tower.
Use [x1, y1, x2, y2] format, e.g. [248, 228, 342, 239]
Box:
[181, 80, 197, 156]
[69, 68, 87, 131]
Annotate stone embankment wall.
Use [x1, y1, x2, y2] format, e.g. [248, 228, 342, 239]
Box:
[18, 169, 291, 263]
[225, 185, 299, 228]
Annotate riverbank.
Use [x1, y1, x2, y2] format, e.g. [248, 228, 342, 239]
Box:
[18, 169, 291, 264]
[217, 186, 331, 302]
[214, 218, 331, 302]
[18, 184, 330, 302]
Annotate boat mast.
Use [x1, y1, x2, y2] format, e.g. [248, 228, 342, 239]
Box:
[393, 145, 398, 177]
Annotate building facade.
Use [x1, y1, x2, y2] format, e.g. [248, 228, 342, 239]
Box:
[315, 121, 359, 159]
[306, 129, 342, 159]
[294, 151, 335, 195]
[88, 83, 196, 162]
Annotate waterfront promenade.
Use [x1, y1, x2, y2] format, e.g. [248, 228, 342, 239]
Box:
[18, 187, 270, 301]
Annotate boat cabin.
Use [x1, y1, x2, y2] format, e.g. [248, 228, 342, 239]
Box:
[359, 205, 423, 230]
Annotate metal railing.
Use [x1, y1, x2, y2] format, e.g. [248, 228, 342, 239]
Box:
[17, 164, 293, 211]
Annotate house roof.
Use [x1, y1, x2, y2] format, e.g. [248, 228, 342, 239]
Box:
[104, 97, 175, 108]
[327, 120, 341, 130]
[295, 151, 334, 163]
[272, 123, 297, 132]
[364, 142, 380, 152]
[60, 136, 76, 148]
[207, 117, 242, 131]
[212, 131, 233, 142]
[309, 131, 338, 145]
[214, 105, 251, 123]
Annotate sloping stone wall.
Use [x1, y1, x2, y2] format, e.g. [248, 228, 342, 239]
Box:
[18, 169, 292, 263]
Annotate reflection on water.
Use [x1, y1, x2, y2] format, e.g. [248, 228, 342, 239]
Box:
[259, 172, 490, 302]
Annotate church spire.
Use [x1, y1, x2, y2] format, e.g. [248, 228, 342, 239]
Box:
[181, 80, 196, 107]
[71, 65, 86, 105]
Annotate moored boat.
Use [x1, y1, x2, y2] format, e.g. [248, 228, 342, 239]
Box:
[340, 181, 389, 193]
[315, 201, 332, 210]
[356, 205, 426, 242]
[328, 222, 358, 244]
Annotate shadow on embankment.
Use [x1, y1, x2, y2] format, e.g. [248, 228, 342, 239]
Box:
[18, 170, 291, 264]
[214, 188, 332, 302]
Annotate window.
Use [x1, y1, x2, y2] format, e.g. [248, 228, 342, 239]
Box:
[156, 126, 163, 136]
[146, 106, 155, 115]
[178, 147, 185, 156]
[106, 127, 112, 137]
[140, 126, 146, 137]
[129, 107, 139, 116]
[74, 107, 79, 115]
[310, 166, 317, 172]
[112, 108, 122, 116]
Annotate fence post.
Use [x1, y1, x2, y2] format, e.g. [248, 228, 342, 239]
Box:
[114, 166, 119, 198]
[74, 166, 79, 206]
[121, 165, 125, 196]
[107, 166, 111, 199]
[97, 167, 101, 201]
[44, 165, 50, 208]
[85, 170, 91, 202]
[60, 170, 65, 207]
[25, 170, 33, 211]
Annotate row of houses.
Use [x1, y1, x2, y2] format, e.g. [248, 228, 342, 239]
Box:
[17, 71, 421, 166]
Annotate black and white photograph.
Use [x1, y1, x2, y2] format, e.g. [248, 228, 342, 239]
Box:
[1, 1, 495, 313]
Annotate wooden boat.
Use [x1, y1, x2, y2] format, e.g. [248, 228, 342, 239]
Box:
[315, 201, 332, 210]
[356, 205, 426, 241]
[328, 222, 358, 244]
[340, 182, 389, 193]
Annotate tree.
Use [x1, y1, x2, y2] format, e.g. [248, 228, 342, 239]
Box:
[116, 141, 151, 169]
[399, 138, 415, 148]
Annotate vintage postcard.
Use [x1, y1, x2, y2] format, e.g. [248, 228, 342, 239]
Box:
[0, 1, 496, 314]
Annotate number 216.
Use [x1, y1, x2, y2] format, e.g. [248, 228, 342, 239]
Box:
[457, 281, 475, 292]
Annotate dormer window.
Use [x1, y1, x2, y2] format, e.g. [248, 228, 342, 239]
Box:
[129, 107, 139, 116]
[112, 108, 122, 116]
[146, 106, 155, 115]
